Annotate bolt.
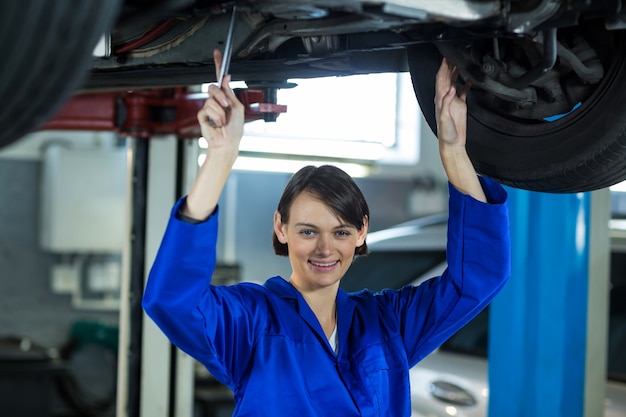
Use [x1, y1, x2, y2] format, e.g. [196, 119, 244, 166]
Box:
[482, 61, 495, 75]
[517, 100, 534, 110]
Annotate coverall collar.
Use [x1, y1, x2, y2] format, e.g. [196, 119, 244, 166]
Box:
[263, 276, 357, 357]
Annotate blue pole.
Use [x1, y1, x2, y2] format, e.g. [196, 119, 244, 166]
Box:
[488, 187, 590, 417]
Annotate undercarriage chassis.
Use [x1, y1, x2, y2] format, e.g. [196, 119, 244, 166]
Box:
[2, 0, 626, 192]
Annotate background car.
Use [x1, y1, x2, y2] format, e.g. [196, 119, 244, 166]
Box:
[340, 213, 626, 417]
[3, 1, 626, 192]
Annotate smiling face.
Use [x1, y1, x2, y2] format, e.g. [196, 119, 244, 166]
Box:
[274, 192, 368, 292]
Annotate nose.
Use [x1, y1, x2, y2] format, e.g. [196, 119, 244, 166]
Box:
[316, 234, 332, 256]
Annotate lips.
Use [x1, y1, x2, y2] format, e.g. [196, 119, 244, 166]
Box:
[309, 260, 338, 268]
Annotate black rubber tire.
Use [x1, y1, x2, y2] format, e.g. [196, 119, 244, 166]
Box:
[0, 1, 122, 149]
[407, 30, 626, 193]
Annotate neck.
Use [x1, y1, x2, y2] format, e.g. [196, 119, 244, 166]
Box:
[290, 280, 338, 338]
[314, 303, 336, 340]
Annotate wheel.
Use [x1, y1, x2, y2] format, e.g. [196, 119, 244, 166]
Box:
[0, 1, 122, 149]
[407, 22, 626, 193]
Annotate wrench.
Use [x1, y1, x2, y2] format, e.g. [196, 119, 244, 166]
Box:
[209, 5, 237, 127]
[217, 4, 237, 88]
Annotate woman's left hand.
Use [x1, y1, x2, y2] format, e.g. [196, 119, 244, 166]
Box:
[434, 58, 472, 148]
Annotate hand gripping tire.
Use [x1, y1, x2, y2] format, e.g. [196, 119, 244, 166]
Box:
[407, 28, 626, 193]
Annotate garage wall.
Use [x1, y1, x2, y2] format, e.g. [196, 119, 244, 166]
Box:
[0, 159, 118, 349]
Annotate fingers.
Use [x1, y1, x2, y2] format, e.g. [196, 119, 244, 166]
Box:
[434, 57, 471, 146]
[459, 79, 472, 102]
[213, 49, 223, 82]
[205, 99, 229, 127]
[209, 83, 231, 108]
[220, 74, 244, 111]
[436, 58, 471, 105]
[435, 58, 458, 107]
[450, 65, 459, 85]
[437, 85, 455, 120]
[198, 75, 245, 130]
[196, 48, 246, 138]
[435, 58, 450, 108]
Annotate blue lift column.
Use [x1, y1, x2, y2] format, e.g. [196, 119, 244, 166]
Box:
[488, 187, 610, 417]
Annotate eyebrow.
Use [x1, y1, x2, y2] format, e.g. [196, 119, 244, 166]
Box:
[294, 222, 354, 230]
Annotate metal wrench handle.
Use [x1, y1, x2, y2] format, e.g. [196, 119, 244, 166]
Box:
[217, 4, 237, 88]
[209, 5, 237, 128]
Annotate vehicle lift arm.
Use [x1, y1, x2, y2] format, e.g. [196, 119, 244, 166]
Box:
[40, 86, 287, 137]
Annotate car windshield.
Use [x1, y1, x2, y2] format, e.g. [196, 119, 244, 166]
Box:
[340, 250, 446, 293]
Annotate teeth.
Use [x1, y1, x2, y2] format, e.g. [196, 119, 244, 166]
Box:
[310, 261, 336, 267]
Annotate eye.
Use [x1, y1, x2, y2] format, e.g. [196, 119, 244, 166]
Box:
[336, 230, 351, 237]
[299, 229, 315, 237]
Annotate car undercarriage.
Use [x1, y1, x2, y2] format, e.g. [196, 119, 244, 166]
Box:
[2, 0, 626, 192]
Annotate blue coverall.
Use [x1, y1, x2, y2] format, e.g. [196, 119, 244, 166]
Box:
[143, 177, 511, 416]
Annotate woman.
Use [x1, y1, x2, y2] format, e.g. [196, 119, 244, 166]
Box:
[143, 50, 511, 416]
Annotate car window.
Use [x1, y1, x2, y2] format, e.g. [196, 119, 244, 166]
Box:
[439, 253, 626, 383]
[340, 250, 446, 293]
[610, 252, 626, 288]
[608, 301, 626, 382]
[341, 240, 626, 382]
[439, 301, 626, 383]
[342, 247, 626, 382]
[440, 307, 489, 358]
[609, 254, 626, 382]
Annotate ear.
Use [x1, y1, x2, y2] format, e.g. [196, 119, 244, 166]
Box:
[273, 211, 288, 244]
[356, 215, 369, 247]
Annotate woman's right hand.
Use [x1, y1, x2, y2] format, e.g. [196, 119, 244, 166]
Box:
[183, 49, 245, 220]
[197, 49, 245, 167]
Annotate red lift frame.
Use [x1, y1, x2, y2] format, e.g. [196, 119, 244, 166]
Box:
[41, 87, 287, 137]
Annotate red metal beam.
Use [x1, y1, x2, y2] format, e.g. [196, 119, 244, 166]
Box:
[41, 87, 287, 138]
[42, 92, 119, 132]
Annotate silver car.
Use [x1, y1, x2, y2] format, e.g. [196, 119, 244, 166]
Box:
[340, 214, 626, 417]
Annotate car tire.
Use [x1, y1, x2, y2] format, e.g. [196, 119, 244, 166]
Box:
[407, 29, 626, 193]
[0, 1, 122, 149]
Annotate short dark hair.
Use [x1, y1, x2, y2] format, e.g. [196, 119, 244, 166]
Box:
[273, 165, 369, 256]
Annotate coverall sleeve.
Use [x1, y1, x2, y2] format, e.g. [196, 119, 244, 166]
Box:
[397, 176, 511, 366]
[142, 198, 266, 387]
